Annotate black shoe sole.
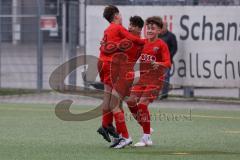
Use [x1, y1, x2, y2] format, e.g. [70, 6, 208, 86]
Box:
[97, 127, 111, 143]
[113, 140, 133, 149]
[109, 138, 123, 148]
[107, 125, 119, 139]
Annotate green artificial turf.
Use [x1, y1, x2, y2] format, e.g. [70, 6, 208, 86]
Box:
[0, 103, 240, 160]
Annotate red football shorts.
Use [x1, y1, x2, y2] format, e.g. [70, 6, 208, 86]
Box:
[112, 71, 134, 98]
[110, 53, 136, 98]
[98, 60, 114, 87]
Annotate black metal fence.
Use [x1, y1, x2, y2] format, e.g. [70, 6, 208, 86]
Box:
[87, 0, 240, 5]
[0, 0, 79, 91]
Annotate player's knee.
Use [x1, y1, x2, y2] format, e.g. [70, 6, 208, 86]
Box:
[112, 107, 122, 114]
[101, 103, 110, 111]
[104, 84, 112, 92]
[126, 98, 137, 107]
[139, 98, 150, 106]
[111, 89, 120, 97]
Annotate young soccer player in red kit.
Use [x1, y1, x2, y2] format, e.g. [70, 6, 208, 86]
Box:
[97, 5, 144, 148]
[111, 16, 144, 101]
[107, 16, 145, 148]
[126, 16, 171, 147]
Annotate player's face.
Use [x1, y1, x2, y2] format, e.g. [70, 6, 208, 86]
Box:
[115, 13, 122, 24]
[146, 24, 160, 39]
[128, 23, 141, 35]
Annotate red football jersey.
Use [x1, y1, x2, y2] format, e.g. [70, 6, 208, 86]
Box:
[109, 38, 142, 98]
[120, 38, 143, 63]
[139, 39, 171, 84]
[99, 23, 144, 61]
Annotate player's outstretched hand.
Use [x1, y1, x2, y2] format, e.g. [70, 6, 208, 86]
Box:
[152, 62, 160, 70]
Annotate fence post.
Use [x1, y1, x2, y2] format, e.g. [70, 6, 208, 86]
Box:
[12, 0, 20, 45]
[0, 0, 2, 88]
[62, 0, 66, 64]
[36, 0, 43, 92]
[183, 86, 194, 98]
[68, 1, 79, 87]
[79, 0, 85, 51]
[79, 0, 87, 87]
[84, 0, 87, 88]
[59, 0, 67, 91]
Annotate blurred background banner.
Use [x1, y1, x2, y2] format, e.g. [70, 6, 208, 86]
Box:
[86, 6, 240, 88]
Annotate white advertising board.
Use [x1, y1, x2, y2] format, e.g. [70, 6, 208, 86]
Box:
[86, 6, 240, 88]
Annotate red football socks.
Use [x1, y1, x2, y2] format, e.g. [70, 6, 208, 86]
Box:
[102, 109, 113, 128]
[114, 111, 129, 138]
[138, 103, 151, 134]
[128, 105, 143, 127]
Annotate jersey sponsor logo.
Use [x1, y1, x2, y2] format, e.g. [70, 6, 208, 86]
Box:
[153, 47, 160, 53]
[140, 54, 156, 62]
[104, 42, 118, 54]
[102, 40, 133, 55]
[118, 40, 133, 51]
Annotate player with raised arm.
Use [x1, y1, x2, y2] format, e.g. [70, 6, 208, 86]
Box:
[97, 5, 144, 148]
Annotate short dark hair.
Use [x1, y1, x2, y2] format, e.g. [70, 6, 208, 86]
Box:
[103, 5, 119, 23]
[129, 16, 144, 28]
[146, 16, 163, 28]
